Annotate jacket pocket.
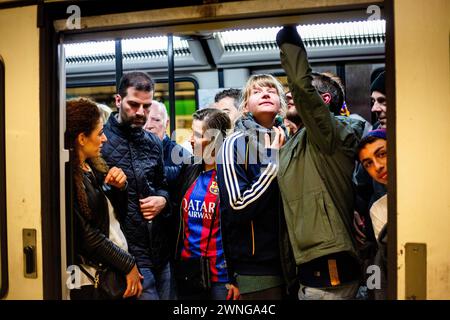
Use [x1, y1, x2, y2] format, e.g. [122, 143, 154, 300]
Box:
[291, 191, 335, 252]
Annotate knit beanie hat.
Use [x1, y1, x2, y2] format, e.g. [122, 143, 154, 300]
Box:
[370, 71, 385, 94]
[370, 67, 385, 83]
[365, 128, 386, 140]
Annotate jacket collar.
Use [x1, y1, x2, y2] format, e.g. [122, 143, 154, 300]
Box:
[107, 111, 145, 140]
[234, 113, 288, 150]
[234, 113, 285, 133]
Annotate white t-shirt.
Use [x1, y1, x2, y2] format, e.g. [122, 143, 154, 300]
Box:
[370, 194, 388, 240]
[79, 197, 128, 287]
[107, 198, 128, 252]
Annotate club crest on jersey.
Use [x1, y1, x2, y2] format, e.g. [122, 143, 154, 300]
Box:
[209, 181, 219, 195]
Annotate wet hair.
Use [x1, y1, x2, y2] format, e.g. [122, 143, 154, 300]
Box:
[214, 88, 242, 109]
[118, 71, 154, 98]
[311, 72, 345, 115]
[239, 74, 287, 116]
[65, 97, 107, 219]
[193, 108, 231, 138]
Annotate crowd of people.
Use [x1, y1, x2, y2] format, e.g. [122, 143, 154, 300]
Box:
[66, 26, 388, 300]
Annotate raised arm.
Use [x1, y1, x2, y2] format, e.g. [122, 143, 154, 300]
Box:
[276, 26, 337, 154]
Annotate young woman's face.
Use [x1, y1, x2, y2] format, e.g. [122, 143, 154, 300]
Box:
[244, 84, 281, 123]
[190, 119, 210, 158]
[79, 120, 107, 160]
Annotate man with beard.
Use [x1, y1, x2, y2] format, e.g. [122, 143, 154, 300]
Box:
[276, 26, 364, 300]
[101, 72, 175, 300]
[284, 91, 303, 136]
[283, 70, 345, 138]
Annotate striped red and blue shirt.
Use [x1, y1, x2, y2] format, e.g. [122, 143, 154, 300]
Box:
[181, 169, 228, 283]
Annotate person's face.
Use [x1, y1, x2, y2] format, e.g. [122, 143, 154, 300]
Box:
[286, 92, 295, 111]
[359, 138, 388, 185]
[286, 91, 299, 119]
[284, 91, 303, 133]
[215, 97, 239, 123]
[190, 119, 211, 158]
[144, 102, 167, 140]
[244, 84, 281, 124]
[115, 87, 153, 129]
[78, 120, 107, 160]
[371, 91, 387, 128]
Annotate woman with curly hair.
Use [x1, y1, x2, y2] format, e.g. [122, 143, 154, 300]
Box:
[66, 97, 142, 300]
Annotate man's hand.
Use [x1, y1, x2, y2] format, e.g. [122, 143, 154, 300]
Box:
[276, 25, 305, 49]
[139, 196, 167, 220]
[104, 167, 127, 189]
[264, 126, 286, 150]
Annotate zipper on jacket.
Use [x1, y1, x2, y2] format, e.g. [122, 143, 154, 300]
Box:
[175, 204, 184, 258]
[245, 140, 254, 256]
[175, 176, 200, 258]
[245, 141, 249, 171]
[251, 220, 255, 256]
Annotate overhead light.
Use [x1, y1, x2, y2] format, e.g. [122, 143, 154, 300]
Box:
[121, 36, 190, 55]
[216, 20, 386, 52]
[65, 36, 191, 64]
[64, 40, 115, 62]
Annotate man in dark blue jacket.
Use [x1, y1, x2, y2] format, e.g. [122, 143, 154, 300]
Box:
[101, 72, 175, 300]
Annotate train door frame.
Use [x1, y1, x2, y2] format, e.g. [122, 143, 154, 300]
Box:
[40, 7, 62, 299]
[0, 3, 44, 299]
[0, 56, 8, 299]
[384, 0, 397, 301]
[39, 0, 397, 300]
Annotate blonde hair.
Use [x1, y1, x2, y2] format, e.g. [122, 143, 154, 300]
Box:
[97, 103, 112, 124]
[239, 74, 287, 118]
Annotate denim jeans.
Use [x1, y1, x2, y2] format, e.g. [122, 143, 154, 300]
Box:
[177, 282, 229, 300]
[356, 285, 369, 300]
[298, 281, 359, 300]
[210, 282, 229, 300]
[138, 262, 177, 300]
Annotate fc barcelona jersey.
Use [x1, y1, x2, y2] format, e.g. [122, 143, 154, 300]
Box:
[181, 169, 228, 283]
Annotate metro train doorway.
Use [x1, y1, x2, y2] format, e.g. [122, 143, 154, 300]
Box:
[39, 0, 396, 300]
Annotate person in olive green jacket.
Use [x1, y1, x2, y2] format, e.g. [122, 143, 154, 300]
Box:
[276, 26, 365, 300]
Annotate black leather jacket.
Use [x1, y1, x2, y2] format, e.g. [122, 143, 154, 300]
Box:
[73, 162, 135, 274]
